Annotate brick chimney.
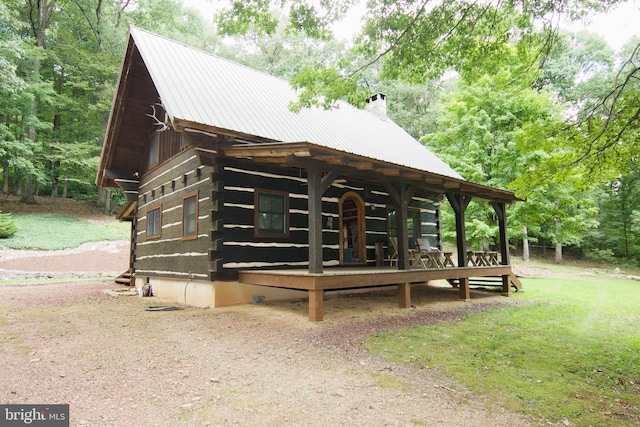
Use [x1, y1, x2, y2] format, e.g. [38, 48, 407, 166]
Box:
[365, 93, 387, 119]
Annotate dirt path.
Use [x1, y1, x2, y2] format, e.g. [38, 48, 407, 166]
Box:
[0, 276, 535, 427]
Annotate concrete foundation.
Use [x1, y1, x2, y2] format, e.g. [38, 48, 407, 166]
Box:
[132, 276, 306, 308]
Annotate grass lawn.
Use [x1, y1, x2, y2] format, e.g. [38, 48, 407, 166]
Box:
[365, 276, 640, 426]
[1, 213, 129, 250]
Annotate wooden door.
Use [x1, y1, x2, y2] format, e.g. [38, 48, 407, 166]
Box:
[339, 192, 366, 264]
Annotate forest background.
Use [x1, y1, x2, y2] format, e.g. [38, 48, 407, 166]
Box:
[0, 0, 639, 265]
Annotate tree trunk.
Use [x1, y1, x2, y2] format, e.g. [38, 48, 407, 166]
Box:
[2, 161, 8, 193]
[22, 108, 37, 204]
[97, 187, 111, 213]
[22, 0, 56, 205]
[522, 225, 530, 261]
[21, 175, 36, 204]
[555, 242, 563, 264]
[62, 179, 68, 198]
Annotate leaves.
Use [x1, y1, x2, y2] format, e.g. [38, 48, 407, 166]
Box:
[290, 66, 368, 111]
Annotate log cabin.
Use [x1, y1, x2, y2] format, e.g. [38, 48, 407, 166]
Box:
[96, 27, 521, 321]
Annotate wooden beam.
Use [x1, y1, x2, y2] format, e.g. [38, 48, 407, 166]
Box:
[307, 165, 323, 274]
[194, 148, 217, 166]
[424, 176, 444, 185]
[309, 289, 324, 322]
[353, 161, 374, 171]
[459, 277, 471, 301]
[462, 184, 491, 194]
[378, 167, 401, 176]
[446, 193, 472, 267]
[402, 172, 423, 180]
[238, 266, 515, 291]
[315, 155, 347, 165]
[501, 275, 510, 297]
[382, 182, 401, 206]
[399, 283, 411, 308]
[491, 201, 511, 266]
[223, 148, 312, 158]
[320, 170, 340, 193]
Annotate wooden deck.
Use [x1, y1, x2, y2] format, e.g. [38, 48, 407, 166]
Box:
[238, 265, 520, 321]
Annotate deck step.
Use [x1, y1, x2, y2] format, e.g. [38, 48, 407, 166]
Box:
[115, 268, 133, 286]
[508, 274, 523, 292]
[447, 274, 522, 292]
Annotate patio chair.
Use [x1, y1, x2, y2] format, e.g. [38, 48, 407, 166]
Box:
[416, 238, 455, 268]
[389, 237, 424, 268]
[389, 237, 398, 266]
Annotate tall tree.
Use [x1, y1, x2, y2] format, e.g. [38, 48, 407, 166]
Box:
[423, 56, 599, 261]
[0, 0, 53, 197]
[19, 0, 60, 203]
[216, 0, 635, 181]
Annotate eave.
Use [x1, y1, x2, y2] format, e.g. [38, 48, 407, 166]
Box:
[218, 141, 520, 203]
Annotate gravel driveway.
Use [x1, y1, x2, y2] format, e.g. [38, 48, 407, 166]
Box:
[0, 281, 535, 426]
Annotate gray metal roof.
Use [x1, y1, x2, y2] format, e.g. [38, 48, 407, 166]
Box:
[129, 27, 463, 180]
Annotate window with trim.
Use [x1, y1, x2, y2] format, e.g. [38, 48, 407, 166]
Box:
[182, 192, 198, 239]
[146, 206, 162, 239]
[255, 190, 289, 237]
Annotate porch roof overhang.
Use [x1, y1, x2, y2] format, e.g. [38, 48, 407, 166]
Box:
[208, 140, 519, 204]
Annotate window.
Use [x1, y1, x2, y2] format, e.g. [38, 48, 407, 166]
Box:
[387, 208, 421, 245]
[146, 206, 162, 239]
[148, 132, 159, 169]
[182, 192, 198, 239]
[255, 190, 288, 237]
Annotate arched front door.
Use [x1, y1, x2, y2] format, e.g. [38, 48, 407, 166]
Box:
[339, 192, 366, 264]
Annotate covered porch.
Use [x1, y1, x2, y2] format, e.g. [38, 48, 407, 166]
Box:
[205, 140, 522, 321]
[239, 265, 521, 321]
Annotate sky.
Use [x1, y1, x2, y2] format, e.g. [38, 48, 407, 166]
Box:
[183, 0, 640, 51]
[565, 1, 640, 51]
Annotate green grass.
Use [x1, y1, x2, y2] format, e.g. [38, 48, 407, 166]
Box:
[365, 277, 640, 426]
[0, 213, 129, 250]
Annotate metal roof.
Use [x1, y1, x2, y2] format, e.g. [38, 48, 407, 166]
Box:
[129, 27, 464, 180]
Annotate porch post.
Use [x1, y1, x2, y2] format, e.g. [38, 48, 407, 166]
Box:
[307, 166, 340, 274]
[459, 277, 471, 301]
[491, 201, 510, 265]
[395, 195, 411, 270]
[398, 283, 411, 308]
[383, 182, 416, 270]
[446, 193, 472, 267]
[309, 289, 324, 322]
[501, 275, 511, 297]
[308, 165, 323, 273]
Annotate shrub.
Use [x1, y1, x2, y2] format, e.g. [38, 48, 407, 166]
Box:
[0, 211, 18, 238]
[584, 248, 616, 263]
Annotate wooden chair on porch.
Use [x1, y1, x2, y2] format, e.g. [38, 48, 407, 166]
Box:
[416, 238, 455, 268]
[390, 237, 424, 268]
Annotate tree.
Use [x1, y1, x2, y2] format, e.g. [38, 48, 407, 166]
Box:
[215, 0, 636, 180]
[216, 12, 349, 81]
[122, 0, 218, 50]
[422, 55, 600, 261]
[0, 211, 18, 238]
[585, 168, 640, 261]
[18, 0, 61, 204]
[0, 1, 53, 197]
